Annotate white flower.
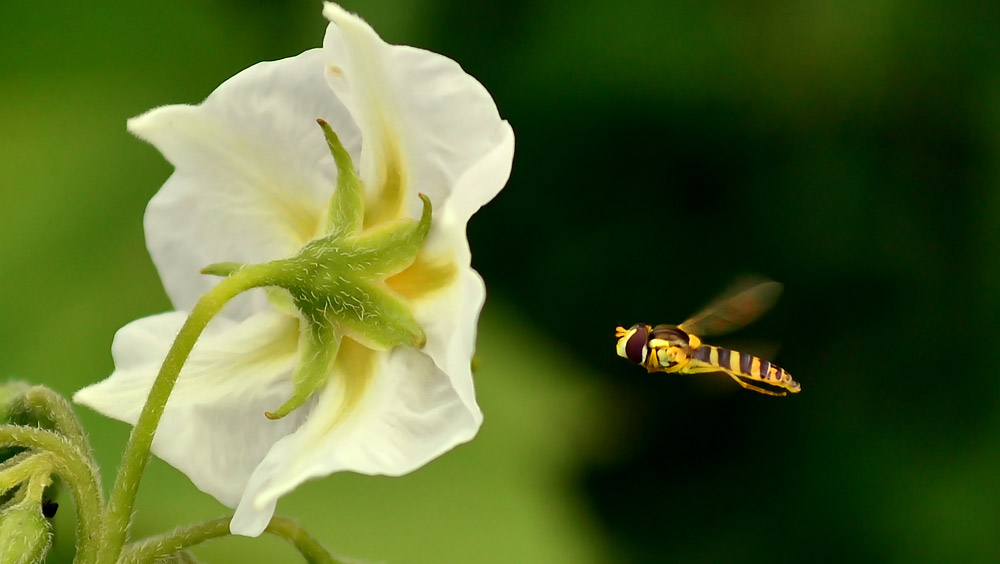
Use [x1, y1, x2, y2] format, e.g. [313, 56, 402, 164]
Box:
[74, 3, 513, 537]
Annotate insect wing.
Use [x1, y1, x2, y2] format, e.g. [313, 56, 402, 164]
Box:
[678, 278, 783, 338]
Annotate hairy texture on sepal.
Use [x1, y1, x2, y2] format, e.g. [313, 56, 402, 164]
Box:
[318, 119, 364, 237]
[269, 191, 431, 354]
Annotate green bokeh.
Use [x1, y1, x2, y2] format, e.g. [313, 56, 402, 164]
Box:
[3, 1, 1000, 562]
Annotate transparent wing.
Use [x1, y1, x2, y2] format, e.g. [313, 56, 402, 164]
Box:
[678, 277, 783, 338]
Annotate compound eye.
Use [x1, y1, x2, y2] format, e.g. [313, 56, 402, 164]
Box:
[625, 324, 649, 364]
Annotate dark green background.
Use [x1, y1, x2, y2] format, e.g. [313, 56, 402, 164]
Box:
[3, 1, 999, 562]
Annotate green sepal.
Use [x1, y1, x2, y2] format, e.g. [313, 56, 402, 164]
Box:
[280, 267, 426, 352]
[271, 192, 431, 354]
[200, 262, 245, 277]
[0, 496, 52, 564]
[264, 287, 297, 316]
[265, 321, 341, 420]
[346, 193, 432, 277]
[331, 279, 426, 349]
[319, 119, 365, 238]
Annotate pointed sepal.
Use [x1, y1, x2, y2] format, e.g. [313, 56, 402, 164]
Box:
[348, 193, 432, 277]
[319, 119, 365, 237]
[333, 279, 426, 350]
[200, 262, 246, 277]
[265, 321, 340, 420]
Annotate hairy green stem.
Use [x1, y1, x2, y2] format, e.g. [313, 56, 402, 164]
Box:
[266, 516, 346, 564]
[0, 425, 104, 564]
[120, 516, 345, 564]
[0, 451, 54, 495]
[98, 264, 283, 564]
[16, 385, 92, 455]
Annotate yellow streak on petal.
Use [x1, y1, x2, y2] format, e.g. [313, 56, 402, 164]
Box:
[266, 185, 324, 247]
[385, 254, 458, 301]
[169, 111, 324, 247]
[328, 336, 377, 428]
[363, 122, 407, 228]
[192, 316, 300, 399]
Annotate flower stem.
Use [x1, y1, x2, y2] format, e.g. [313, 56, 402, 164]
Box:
[266, 516, 346, 564]
[98, 264, 282, 564]
[0, 425, 104, 564]
[120, 515, 345, 564]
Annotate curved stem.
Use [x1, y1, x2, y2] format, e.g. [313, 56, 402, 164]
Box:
[0, 451, 54, 495]
[98, 264, 283, 564]
[266, 517, 345, 564]
[17, 385, 92, 455]
[0, 425, 104, 564]
[120, 516, 345, 564]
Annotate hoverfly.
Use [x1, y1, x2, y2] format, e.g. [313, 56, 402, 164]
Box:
[615, 279, 800, 396]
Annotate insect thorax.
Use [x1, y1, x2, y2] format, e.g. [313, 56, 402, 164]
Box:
[648, 325, 690, 347]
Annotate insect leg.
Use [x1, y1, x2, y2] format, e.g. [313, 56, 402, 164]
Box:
[727, 373, 787, 397]
[650, 345, 690, 373]
[659, 356, 690, 373]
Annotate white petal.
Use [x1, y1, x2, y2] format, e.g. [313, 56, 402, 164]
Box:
[412, 263, 486, 418]
[438, 120, 515, 225]
[322, 4, 513, 224]
[74, 311, 307, 508]
[132, 48, 363, 316]
[230, 346, 481, 536]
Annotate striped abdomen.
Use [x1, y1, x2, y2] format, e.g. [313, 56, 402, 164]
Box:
[689, 345, 801, 393]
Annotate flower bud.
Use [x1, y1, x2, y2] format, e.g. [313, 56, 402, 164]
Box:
[0, 500, 52, 564]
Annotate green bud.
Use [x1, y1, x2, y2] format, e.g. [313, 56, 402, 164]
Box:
[0, 499, 52, 564]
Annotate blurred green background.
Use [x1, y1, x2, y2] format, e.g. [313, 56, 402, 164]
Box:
[3, 1, 1000, 562]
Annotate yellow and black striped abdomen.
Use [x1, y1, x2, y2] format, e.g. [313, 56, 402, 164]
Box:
[688, 345, 801, 393]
